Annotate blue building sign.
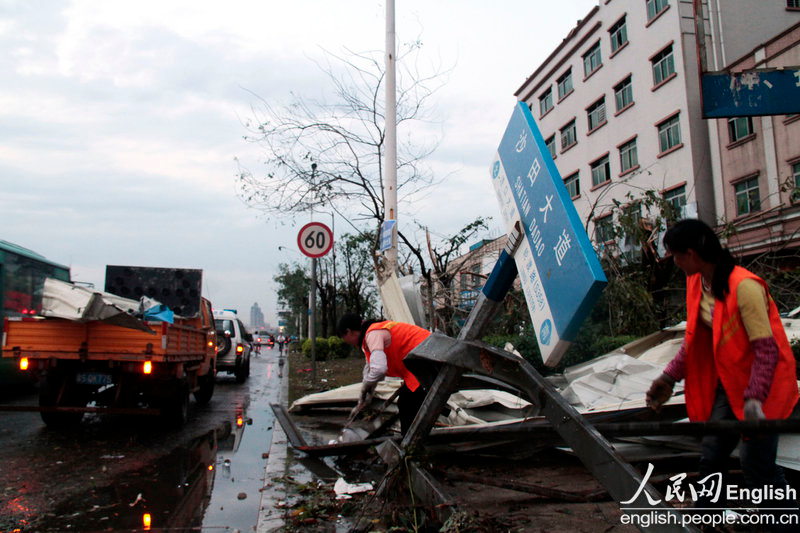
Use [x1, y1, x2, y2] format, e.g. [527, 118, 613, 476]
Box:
[379, 220, 396, 252]
[491, 102, 607, 366]
[702, 68, 800, 118]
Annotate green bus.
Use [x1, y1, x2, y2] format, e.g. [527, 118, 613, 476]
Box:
[0, 240, 71, 389]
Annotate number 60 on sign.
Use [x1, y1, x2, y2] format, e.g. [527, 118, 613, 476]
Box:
[297, 222, 334, 258]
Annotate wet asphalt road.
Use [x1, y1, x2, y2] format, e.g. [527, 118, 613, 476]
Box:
[0, 346, 283, 532]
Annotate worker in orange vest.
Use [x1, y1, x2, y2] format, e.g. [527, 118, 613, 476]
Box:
[647, 219, 798, 525]
[337, 313, 434, 434]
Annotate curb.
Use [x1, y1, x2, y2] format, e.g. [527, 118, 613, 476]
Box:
[256, 354, 290, 532]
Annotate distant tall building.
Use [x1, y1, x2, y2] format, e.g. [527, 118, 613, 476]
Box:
[250, 302, 265, 330]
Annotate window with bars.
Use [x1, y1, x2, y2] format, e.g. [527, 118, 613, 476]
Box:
[788, 0, 800, 8]
[539, 88, 553, 116]
[564, 172, 580, 198]
[557, 69, 573, 100]
[619, 138, 638, 173]
[647, 0, 669, 20]
[614, 76, 633, 112]
[591, 155, 611, 187]
[583, 42, 602, 77]
[735, 177, 761, 215]
[657, 114, 681, 153]
[609, 16, 628, 53]
[546, 135, 556, 159]
[587, 98, 607, 131]
[560, 120, 577, 150]
[652, 45, 675, 86]
[595, 216, 615, 243]
[728, 117, 754, 143]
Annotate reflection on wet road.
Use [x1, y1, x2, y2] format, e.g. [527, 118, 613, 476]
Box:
[0, 347, 282, 532]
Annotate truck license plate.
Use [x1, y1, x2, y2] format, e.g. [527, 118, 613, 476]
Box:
[75, 372, 113, 385]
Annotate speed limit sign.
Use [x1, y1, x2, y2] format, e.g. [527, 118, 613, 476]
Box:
[297, 222, 334, 258]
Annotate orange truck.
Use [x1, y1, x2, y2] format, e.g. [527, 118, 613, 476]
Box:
[1, 267, 216, 428]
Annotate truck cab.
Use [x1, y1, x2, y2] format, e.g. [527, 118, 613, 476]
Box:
[212, 309, 251, 383]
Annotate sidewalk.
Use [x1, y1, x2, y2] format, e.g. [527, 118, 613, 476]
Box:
[256, 354, 290, 532]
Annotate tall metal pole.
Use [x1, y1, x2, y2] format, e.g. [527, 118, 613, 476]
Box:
[383, 0, 398, 273]
[310, 256, 317, 382]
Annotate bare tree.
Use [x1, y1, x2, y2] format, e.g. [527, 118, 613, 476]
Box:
[237, 43, 448, 242]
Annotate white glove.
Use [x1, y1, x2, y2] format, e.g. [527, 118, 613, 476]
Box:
[744, 398, 765, 421]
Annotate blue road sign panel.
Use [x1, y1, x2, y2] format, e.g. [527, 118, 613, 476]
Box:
[702, 69, 800, 118]
[491, 102, 607, 366]
[380, 220, 396, 252]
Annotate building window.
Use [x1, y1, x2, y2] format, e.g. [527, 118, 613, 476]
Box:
[794, 162, 800, 188]
[564, 172, 580, 198]
[587, 98, 607, 132]
[591, 155, 611, 187]
[595, 215, 614, 243]
[557, 69, 573, 100]
[583, 41, 602, 77]
[622, 203, 643, 246]
[614, 76, 633, 112]
[546, 135, 557, 159]
[651, 45, 675, 86]
[647, 0, 669, 20]
[619, 138, 638, 173]
[728, 117, 754, 143]
[539, 88, 553, 116]
[663, 185, 687, 213]
[560, 120, 577, 150]
[609, 16, 628, 53]
[735, 177, 761, 215]
[789, 0, 800, 8]
[657, 114, 681, 153]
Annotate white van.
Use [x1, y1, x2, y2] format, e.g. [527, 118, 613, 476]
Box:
[212, 309, 252, 382]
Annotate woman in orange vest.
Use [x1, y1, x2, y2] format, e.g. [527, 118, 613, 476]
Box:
[646, 219, 798, 521]
[337, 313, 434, 434]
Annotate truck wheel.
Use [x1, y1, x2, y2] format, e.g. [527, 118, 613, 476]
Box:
[194, 372, 215, 406]
[39, 373, 84, 428]
[162, 380, 190, 426]
[234, 360, 247, 383]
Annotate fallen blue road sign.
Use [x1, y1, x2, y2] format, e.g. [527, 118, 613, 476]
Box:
[491, 102, 607, 366]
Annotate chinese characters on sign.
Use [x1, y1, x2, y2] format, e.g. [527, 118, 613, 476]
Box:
[491, 102, 606, 366]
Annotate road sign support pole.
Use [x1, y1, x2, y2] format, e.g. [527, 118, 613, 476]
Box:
[310, 256, 317, 383]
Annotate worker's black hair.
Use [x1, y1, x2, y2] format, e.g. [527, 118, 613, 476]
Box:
[337, 312, 381, 347]
[663, 218, 736, 300]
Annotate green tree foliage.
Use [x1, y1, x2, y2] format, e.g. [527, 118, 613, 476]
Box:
[274, 262, 310, 337]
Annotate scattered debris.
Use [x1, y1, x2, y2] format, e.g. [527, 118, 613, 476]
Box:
[333, 478, 373, 500]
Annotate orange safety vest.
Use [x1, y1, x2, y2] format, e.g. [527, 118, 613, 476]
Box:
[363, 321, 431, 392]
[683, 266, 798, 421]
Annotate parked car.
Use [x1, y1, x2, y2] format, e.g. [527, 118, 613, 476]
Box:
[212, 309, 251, 383]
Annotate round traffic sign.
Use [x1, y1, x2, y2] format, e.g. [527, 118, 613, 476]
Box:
[297, 222, 334, 258]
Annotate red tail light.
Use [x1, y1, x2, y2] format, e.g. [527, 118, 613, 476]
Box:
[236, 343, 244, 354]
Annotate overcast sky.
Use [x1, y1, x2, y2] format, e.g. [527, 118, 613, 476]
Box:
[1, 0, 597, 327]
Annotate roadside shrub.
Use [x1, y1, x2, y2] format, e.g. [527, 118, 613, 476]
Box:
[327, 336, 352, 359]
[301, 337, 330, 361]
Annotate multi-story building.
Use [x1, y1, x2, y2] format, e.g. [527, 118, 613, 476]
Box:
[249, 302, 265, 330]
[513, 0, 800, 250]
[708, 22, 800, 258]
